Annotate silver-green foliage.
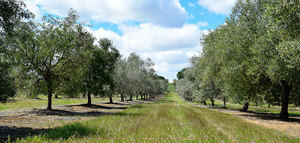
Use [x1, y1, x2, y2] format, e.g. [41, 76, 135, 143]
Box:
[187, 0, 299, 118]
[114, 53, 167, 100]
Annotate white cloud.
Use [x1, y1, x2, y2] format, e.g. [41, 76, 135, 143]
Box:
[23, 0, 208, 80]
[86, 23, 205, 80]
[24, 0, 189, 27]
[198, 0, 237, 15]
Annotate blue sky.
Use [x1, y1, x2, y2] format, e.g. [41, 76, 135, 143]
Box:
[24, 0, 237, 81]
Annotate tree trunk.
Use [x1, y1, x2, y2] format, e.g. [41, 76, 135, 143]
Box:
[242, 100, 249, 112]
[136, 94, 138, 100]
[210, 98, 214, 106]
[109, 93, 113, 104]
[46, 78, 53, 110]
[129, 95, 133, 101]
[203, 100, 207, 105]
[222, 97, 226, 108]
[280, 81, 291, 119]
[121, 94, 124, 102]
[47, 88, 53, 110]
[87, 91, 92, 106]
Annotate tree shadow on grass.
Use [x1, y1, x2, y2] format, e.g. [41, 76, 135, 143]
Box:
[202, 104, 300, 123]
[67, 104, 128, 109]
[0, 111, 139, 142]
[29, 109, 109, 117]
[0, 125, 46, 143]
[29, 109, 140, 117]
[236, 111, 300, 123]
[0, 123, 100, 142]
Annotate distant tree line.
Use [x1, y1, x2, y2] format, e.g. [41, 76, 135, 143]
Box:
[176, 0, 299, 119]
[0, 0, 168, 110]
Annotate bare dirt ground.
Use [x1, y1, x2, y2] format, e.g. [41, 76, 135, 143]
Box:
[0, 99, 155, 142]
[191, 103, 300, 137]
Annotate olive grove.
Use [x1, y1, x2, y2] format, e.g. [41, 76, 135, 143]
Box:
[176, 0, 299, 119]
[0, 0, 167, 110]
[114, 53, 168, 102]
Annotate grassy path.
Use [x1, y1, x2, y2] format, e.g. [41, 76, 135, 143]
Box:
[19, 92, 299, 142]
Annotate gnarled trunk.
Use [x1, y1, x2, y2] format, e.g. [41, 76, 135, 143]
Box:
[242, 100, 249, 112]
[222, 97, 226, 108]
[46, 75, 53, 110]
[210, 98, 214, 106]
[203, 100, 207, 105]
[87, 91, 92, 106]
[280, 81, 291, 119]
[47, 88, 53, 110]
[121, 94, 124, 102]
[109, 93, 113, 104]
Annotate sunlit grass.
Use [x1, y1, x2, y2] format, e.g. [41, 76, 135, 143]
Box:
[0, 96, 120, 110]
[167, 83, 175, 92]
[18, 92, 298, 143]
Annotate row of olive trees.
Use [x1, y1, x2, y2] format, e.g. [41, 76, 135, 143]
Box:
[176, 0, 299, 119]
[114, 53, 168, 102]
[0, 0, 167, 110]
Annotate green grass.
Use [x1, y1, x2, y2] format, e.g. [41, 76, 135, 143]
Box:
[0, 96, 119, 110]
[203, 99, 300, 117]
[18, 92, 298, 143]
[167, 83, 175, 92]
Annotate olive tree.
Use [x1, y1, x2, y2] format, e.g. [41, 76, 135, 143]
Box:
[0, 0, 32, 102]
[114, 53, 166, 102]
[15, 10, 84, 110]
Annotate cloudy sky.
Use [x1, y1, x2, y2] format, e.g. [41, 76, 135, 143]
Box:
[24, 0, 237, 81]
